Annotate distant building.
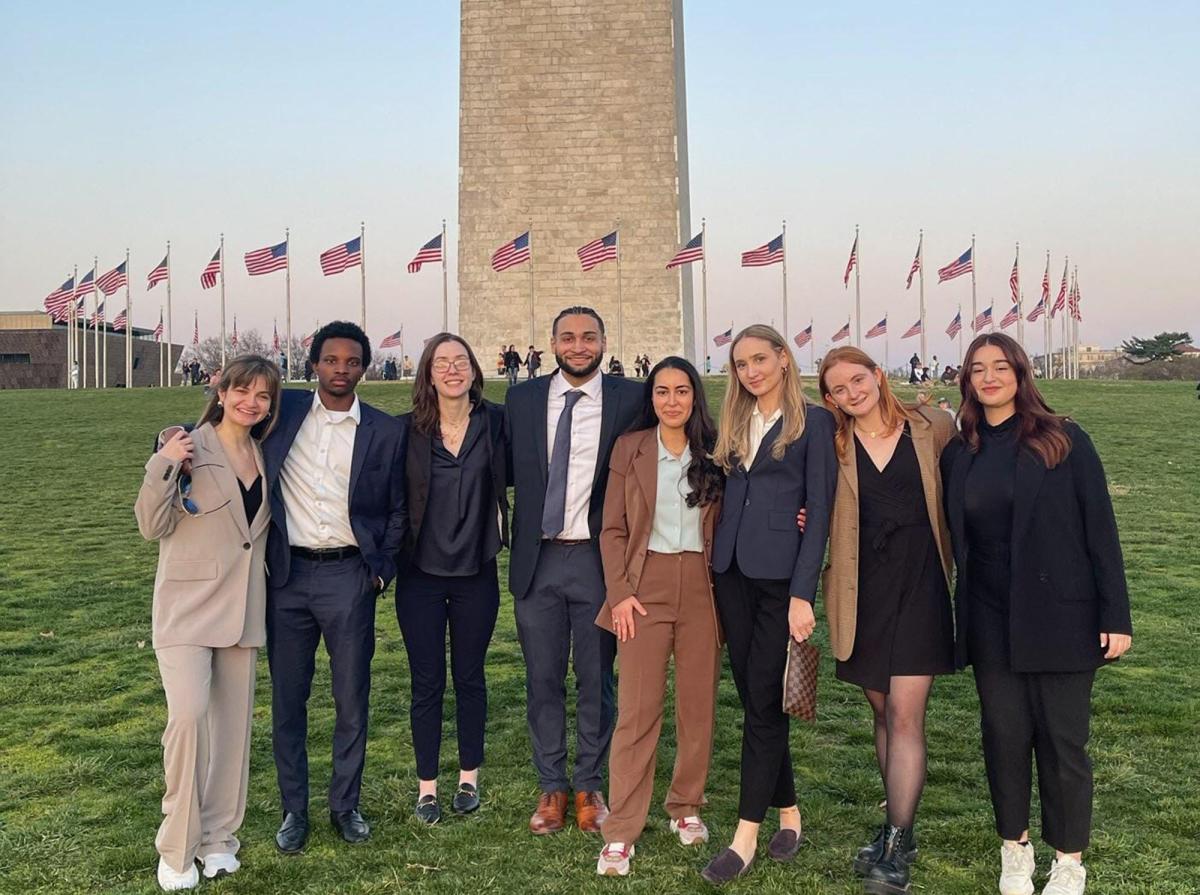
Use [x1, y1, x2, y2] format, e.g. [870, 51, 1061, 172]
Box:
[1077, 344, 1122, 369]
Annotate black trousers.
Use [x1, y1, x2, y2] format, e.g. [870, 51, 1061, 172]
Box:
[713, 559, 797, 823]
[267, 554, 377, 814]
[514, 542, 616, 793]
[969, 596, 1095, 853]
[394, 560, 500, 781]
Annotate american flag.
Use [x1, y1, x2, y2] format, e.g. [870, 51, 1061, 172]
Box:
[272, 322, 280, 352]
[231, 317, 239, 350]
[320, 235, 362, 276]
[147, 254, 169, 289]
[832, 321, 851, 343]
[192, 311, 199, 345]
[843, 235, 858, 287]
[713, 328, 733, 347]
[937, 247, 973, 283]
[793, 325, 813, 349]
[741, 234, 784, 267]
[1000, 303, 1021, 329]
[1009, 253, 1020, 305]
[200, 248, 221, 289]
[301, 331, 315, 348]
[380, 327, 404, 349]
[407, 233, 443, 273]
[906, 238, 921, 289]
[492, 231, 531, 271]
[153, 311, 163, 341]
[1027, 297, 1046, 322]
[1070, 279, 1082, 322]
[577, 231, 618, 271]
[89, 301, 106, 327]
[973, 305, 994, 332]
[666, 231, 703, 269]
[245, 240, 288, 276]
[1051, 260, 1068, 317]
[946, 311, 963, 339]
[902, 319, 923, 339]
[866, 316, 887, 338]
[97, 261, 128, 296]
[75, 268, 96, 301]
[112, 309, 128, 332]
[43, 275, 75, 321]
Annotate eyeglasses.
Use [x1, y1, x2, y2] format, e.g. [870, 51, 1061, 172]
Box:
[431, 357, 471, 373]
[177, 474, 199, 516]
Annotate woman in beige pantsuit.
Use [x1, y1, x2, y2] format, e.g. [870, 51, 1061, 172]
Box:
[135, 355, 280, 891]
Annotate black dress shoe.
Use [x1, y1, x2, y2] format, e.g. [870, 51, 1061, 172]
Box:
[276, 811, 309, 854]
[415, 794, 441, 825]
[863, 825, 916, 895]
[451, 782, 480, 815]
[855, 824, 917, 876]
[330, 808, 371, 843]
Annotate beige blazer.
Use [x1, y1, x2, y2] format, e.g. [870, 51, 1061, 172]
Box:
[821, 405, 956, 661]
[135, 422, 270, 650]
[597, 427, 723, 643]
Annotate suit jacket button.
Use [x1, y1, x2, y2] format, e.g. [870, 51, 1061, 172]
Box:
[744, 498, 751, 507]
[243, 542, 251, 550]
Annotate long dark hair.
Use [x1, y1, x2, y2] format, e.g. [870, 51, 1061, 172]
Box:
[634, 356, 724, 507]
[959, 332, 1071, 468]
[411, 333, 486, 436]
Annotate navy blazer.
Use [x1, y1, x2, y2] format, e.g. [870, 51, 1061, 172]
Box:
[941, 420, 1133, 673]
[504, 371, 643, 600]
[261, 388, 406, 589]
[712, 405, 837, 600]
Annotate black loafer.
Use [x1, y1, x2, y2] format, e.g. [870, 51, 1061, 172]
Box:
[276, 810, 309, 854]
[767, 828, 804, 862]
[451, 783, 480, 815]
[330, 808, 371, 843]
[415, 794, 441, 825]
[700, 848, 754, 886]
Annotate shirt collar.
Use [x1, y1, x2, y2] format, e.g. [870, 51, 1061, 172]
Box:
[751, 404, 783, 427]
[656, 426, 692, 466]
[311, 390, 361, 425]
[550, 369, 603, 400]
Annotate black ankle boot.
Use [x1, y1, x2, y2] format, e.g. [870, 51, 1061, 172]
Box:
[853, 825, 886, 876]
[862, 825, 916, 894]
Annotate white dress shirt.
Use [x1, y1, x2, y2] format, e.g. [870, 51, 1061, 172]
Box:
[747, 404, 783, 465]
[546, 369, 604, 540]
[280, 392, 360, 548]
[647, 427, 704, 554]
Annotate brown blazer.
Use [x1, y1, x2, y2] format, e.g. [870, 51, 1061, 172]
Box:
[821, 405, 956, 661]
[596, 426, 722, 642]
[135, 422, 270, 650]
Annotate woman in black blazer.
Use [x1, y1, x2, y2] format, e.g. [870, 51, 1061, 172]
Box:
[941, 333, 1131, 895]
[395, 333, 509, 824]
[701, 324, 837, 886]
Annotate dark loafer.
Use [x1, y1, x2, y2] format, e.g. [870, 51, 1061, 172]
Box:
[275, 811, 309, 854]
[700, 848, 754, 886]
[331, 808, 371, 843]
[767, 828, 804, 862]
[415, 794, 441, 825]
[451, 783, 480, 815]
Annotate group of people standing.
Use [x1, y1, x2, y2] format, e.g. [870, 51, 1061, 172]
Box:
[137, 310, 1131, 895]
[499, 343, 542, 384]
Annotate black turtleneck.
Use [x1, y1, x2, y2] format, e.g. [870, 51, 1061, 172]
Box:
[965, 413, 1020, 607]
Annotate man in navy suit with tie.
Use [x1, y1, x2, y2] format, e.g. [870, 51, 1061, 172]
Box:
[261, 321, 406, 854]
[504, 307, 642, 836]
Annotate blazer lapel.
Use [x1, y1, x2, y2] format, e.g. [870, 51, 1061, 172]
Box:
[201, 425, 251, 542]
[249, 441, 270, 540]
[591, 374, 622, 493]
[910, 416, 937, 515]
[948, 445, 973, 557]
[532, 374, 552, 483]
[267, 390, 311, 490]
[348, 412, 375, 502]
[747, 417, 783, 472]
[631, 429, 658, 518]
[1010, 448, 1046, 552]
[839, 420, 859, 498]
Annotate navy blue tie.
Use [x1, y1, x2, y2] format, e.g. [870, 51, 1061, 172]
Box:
[541, 389, 584, 538]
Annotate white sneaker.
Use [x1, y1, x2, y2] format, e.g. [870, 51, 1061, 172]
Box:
[1042, 857, 1087, 895]
[999, 841, 1036, 895]
[156, 857, 199, 892]
[669, 815, 710, 846]
[201, 852, 241, 879]
[596, 842, 634, 876]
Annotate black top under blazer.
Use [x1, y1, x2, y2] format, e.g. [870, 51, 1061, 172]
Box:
[941, 419, 1133, 673]
[712, 404, 838, 601]
[394, 399, 510, 573]
[503, 371, 643, 600]
[261, 388, 407, 590]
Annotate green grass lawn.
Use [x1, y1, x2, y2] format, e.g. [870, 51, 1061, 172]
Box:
[0, 377, 1196, 894]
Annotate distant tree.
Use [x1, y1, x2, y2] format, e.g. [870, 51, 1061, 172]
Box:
[1120, 331, 1192, 363]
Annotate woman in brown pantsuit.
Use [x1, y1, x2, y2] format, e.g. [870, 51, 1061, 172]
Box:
[593, 357, 724, 877]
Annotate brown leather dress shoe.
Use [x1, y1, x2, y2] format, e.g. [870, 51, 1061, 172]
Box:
[575, 791, 609, 833]
[529, 791, 568, 835]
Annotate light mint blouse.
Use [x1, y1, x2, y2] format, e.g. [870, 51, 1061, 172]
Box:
[648, 426, 704, 554]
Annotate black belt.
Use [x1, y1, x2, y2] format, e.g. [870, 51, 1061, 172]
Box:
[544, 537, 591, 546]
[291, 545, 360, 561]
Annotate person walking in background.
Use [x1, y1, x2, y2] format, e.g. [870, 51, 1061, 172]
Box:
[817, 346, 957, 895]
[262, 322, 407, 854]
[394, 333, 508, 825]
[941, 333, 1132, 895]
[136, 355, 281, 891]
[594, 357, 725, 876]
[504, 306, 642, 836]
[505, 344, 521, 386]
[525, 345, 542, 379]
[700, 324, 837, 885]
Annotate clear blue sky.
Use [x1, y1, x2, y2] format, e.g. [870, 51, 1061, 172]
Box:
[2, 1, 1196, 364]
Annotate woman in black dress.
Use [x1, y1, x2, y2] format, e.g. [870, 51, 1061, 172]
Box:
[818, 346, 956, 895]
[941, 333, 1131, 895]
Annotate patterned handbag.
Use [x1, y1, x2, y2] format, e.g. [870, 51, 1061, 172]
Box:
[782, 638, 820, 722]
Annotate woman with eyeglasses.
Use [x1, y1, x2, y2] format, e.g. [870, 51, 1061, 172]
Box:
[135, 355, 281, 892]
[394, 333, 509, 824]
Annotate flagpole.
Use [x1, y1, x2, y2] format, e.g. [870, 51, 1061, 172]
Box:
[957, 303, 963, 364]
[616, 218, 624, 366]
[528, 221, 535, 349]
[970, 234, 977, 352]
[1071, 266, 1079, 379]
[918, 230, 926, 365]
[159, 306, 164, 387]
[125, 248, 132, 387]
[285, 229, 292, 382]
[1015, 242, 1023, 347]
[219, 233, 227, 369]
[441, 218, 449, 331]
[81, 266, 88, 389]
[809, 317, 815, 375]
[781, 219, 789, 348]
[166, 241, 174, 387]
[92, 258, 99, 388]
[885, 317, 890, 377]
[102, 285, 108, 389]
[1059, 254, 1068, 379]
[853, 224, 862, 346]
[701, 218, 708, 373]
[69, 265, 77, 388]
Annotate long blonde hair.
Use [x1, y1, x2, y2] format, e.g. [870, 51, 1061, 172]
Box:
[714, 324, 809, 471]
[818, 346, 917, 459]
[196, 354, 282, 439]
